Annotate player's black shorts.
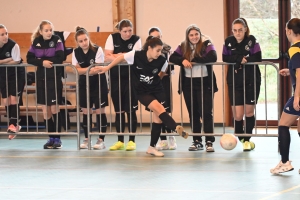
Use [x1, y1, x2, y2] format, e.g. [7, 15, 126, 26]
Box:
[145, 76, 172, 113]
[36, 80, 62, 106]
[79, 75, 108, 109]
[0, 77, 25, 98]
[138, 91, 168, 111]
[110, 78, 138, 112]
[0, 67, 25, 98]
[228, 82, 260, 106]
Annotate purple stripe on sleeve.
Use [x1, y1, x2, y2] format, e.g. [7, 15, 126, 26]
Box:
[174, 45, 183, 56]
[34, 48, 57, 58]
[56, 42, 64, 51]
[222, 45, 231, 56]
[250, 43, 261, 55]
[28, 45, 35, 54]
[202, 44, 216, 57]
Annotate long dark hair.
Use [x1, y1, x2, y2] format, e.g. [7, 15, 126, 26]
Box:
[142, 36, 163, 50]
[286, 18, 300, 35]
[75, 26, 96, 52]
[232, 18, 250, 37]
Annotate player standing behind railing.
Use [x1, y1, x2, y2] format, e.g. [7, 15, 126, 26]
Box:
[147, 27, 177, 151]
[26, 20, 64, 149]
[104, 19, 141, 151]
[0, 24, 25, 140]
[170, 24, 218, 152]
[72, 26, 108, 150]
[222, 18, 262, 151]
[95, 36, 189, 157]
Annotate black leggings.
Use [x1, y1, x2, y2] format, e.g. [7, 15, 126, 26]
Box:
[182, 78, 215, 143]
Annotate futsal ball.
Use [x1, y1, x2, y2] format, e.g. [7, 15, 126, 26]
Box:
[220, 134, 237, 150]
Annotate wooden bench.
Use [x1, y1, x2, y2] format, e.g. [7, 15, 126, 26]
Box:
[0, 105, 77, 115]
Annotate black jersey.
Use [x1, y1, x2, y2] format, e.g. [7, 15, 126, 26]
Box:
[0, 38, 24, 80]
[288, 41, 300, 91]
[123, 50, 168, 94]
[26, 35, 64, 81]
[222, 35, 261, 86]
[73, 46, 103, 87]
[108, 33, 140, 79]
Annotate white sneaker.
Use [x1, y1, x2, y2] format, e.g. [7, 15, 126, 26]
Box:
[146, 146, 164, 157]
[80, 139, 89, 149]
[156, 140, 169, 151]
[270, 161, 294, 174]
[168, 136, 177, 150]
[93, 138, 106, 150]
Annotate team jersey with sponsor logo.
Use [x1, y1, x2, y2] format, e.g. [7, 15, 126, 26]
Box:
[123, 50, 168, 94]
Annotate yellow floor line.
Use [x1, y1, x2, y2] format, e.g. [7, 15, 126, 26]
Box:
[260, 184, 300, 200]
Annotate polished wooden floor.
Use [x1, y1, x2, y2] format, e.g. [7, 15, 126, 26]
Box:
[0, 127, 299, 200]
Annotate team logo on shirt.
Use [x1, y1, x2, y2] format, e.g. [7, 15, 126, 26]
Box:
[245, 45, 250, 51]
[36, 43, 41, 47]
[248, 40, 252, 47]
[152, 68, 158, 74]
[90, 59, 94, 64]
[128, 43, 133, 49]
[49, 41, 55, 47]
[140, 74, 154, 84]
[228, 43, 231, 47]
[5, 52, 10, 57]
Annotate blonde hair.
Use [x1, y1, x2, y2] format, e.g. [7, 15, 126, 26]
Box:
[31, 20, 53, 42]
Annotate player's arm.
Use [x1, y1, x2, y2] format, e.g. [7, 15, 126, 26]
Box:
[96, 50, 134, 74]
[1, 44, 21, 65]
[158, 60, 168, 79]
[293, 68, 300, 111]
[0, 58, 13, 64]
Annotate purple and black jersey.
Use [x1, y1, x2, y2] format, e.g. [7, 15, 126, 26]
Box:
[26, 35, 64, 81]
[222, 35, 261, 88]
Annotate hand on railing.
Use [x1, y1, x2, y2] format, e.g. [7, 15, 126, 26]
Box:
[182, 59, 192, 68]
[94, 66, 109, 74]
[43, 60, 53, 68]
[279, 69, 290, 77]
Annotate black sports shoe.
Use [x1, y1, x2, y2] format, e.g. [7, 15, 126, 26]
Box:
[206, 141, 214, 152]
[53, 138, 62, 149]
[44, 138, 54, 149]
[188, 140, 203, 151]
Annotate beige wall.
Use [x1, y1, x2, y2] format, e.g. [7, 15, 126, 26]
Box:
[1, 0, 225, 124]
[0, 0, 113, 32]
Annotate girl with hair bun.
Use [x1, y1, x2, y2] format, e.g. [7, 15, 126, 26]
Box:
[72, 26, 108, 150]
